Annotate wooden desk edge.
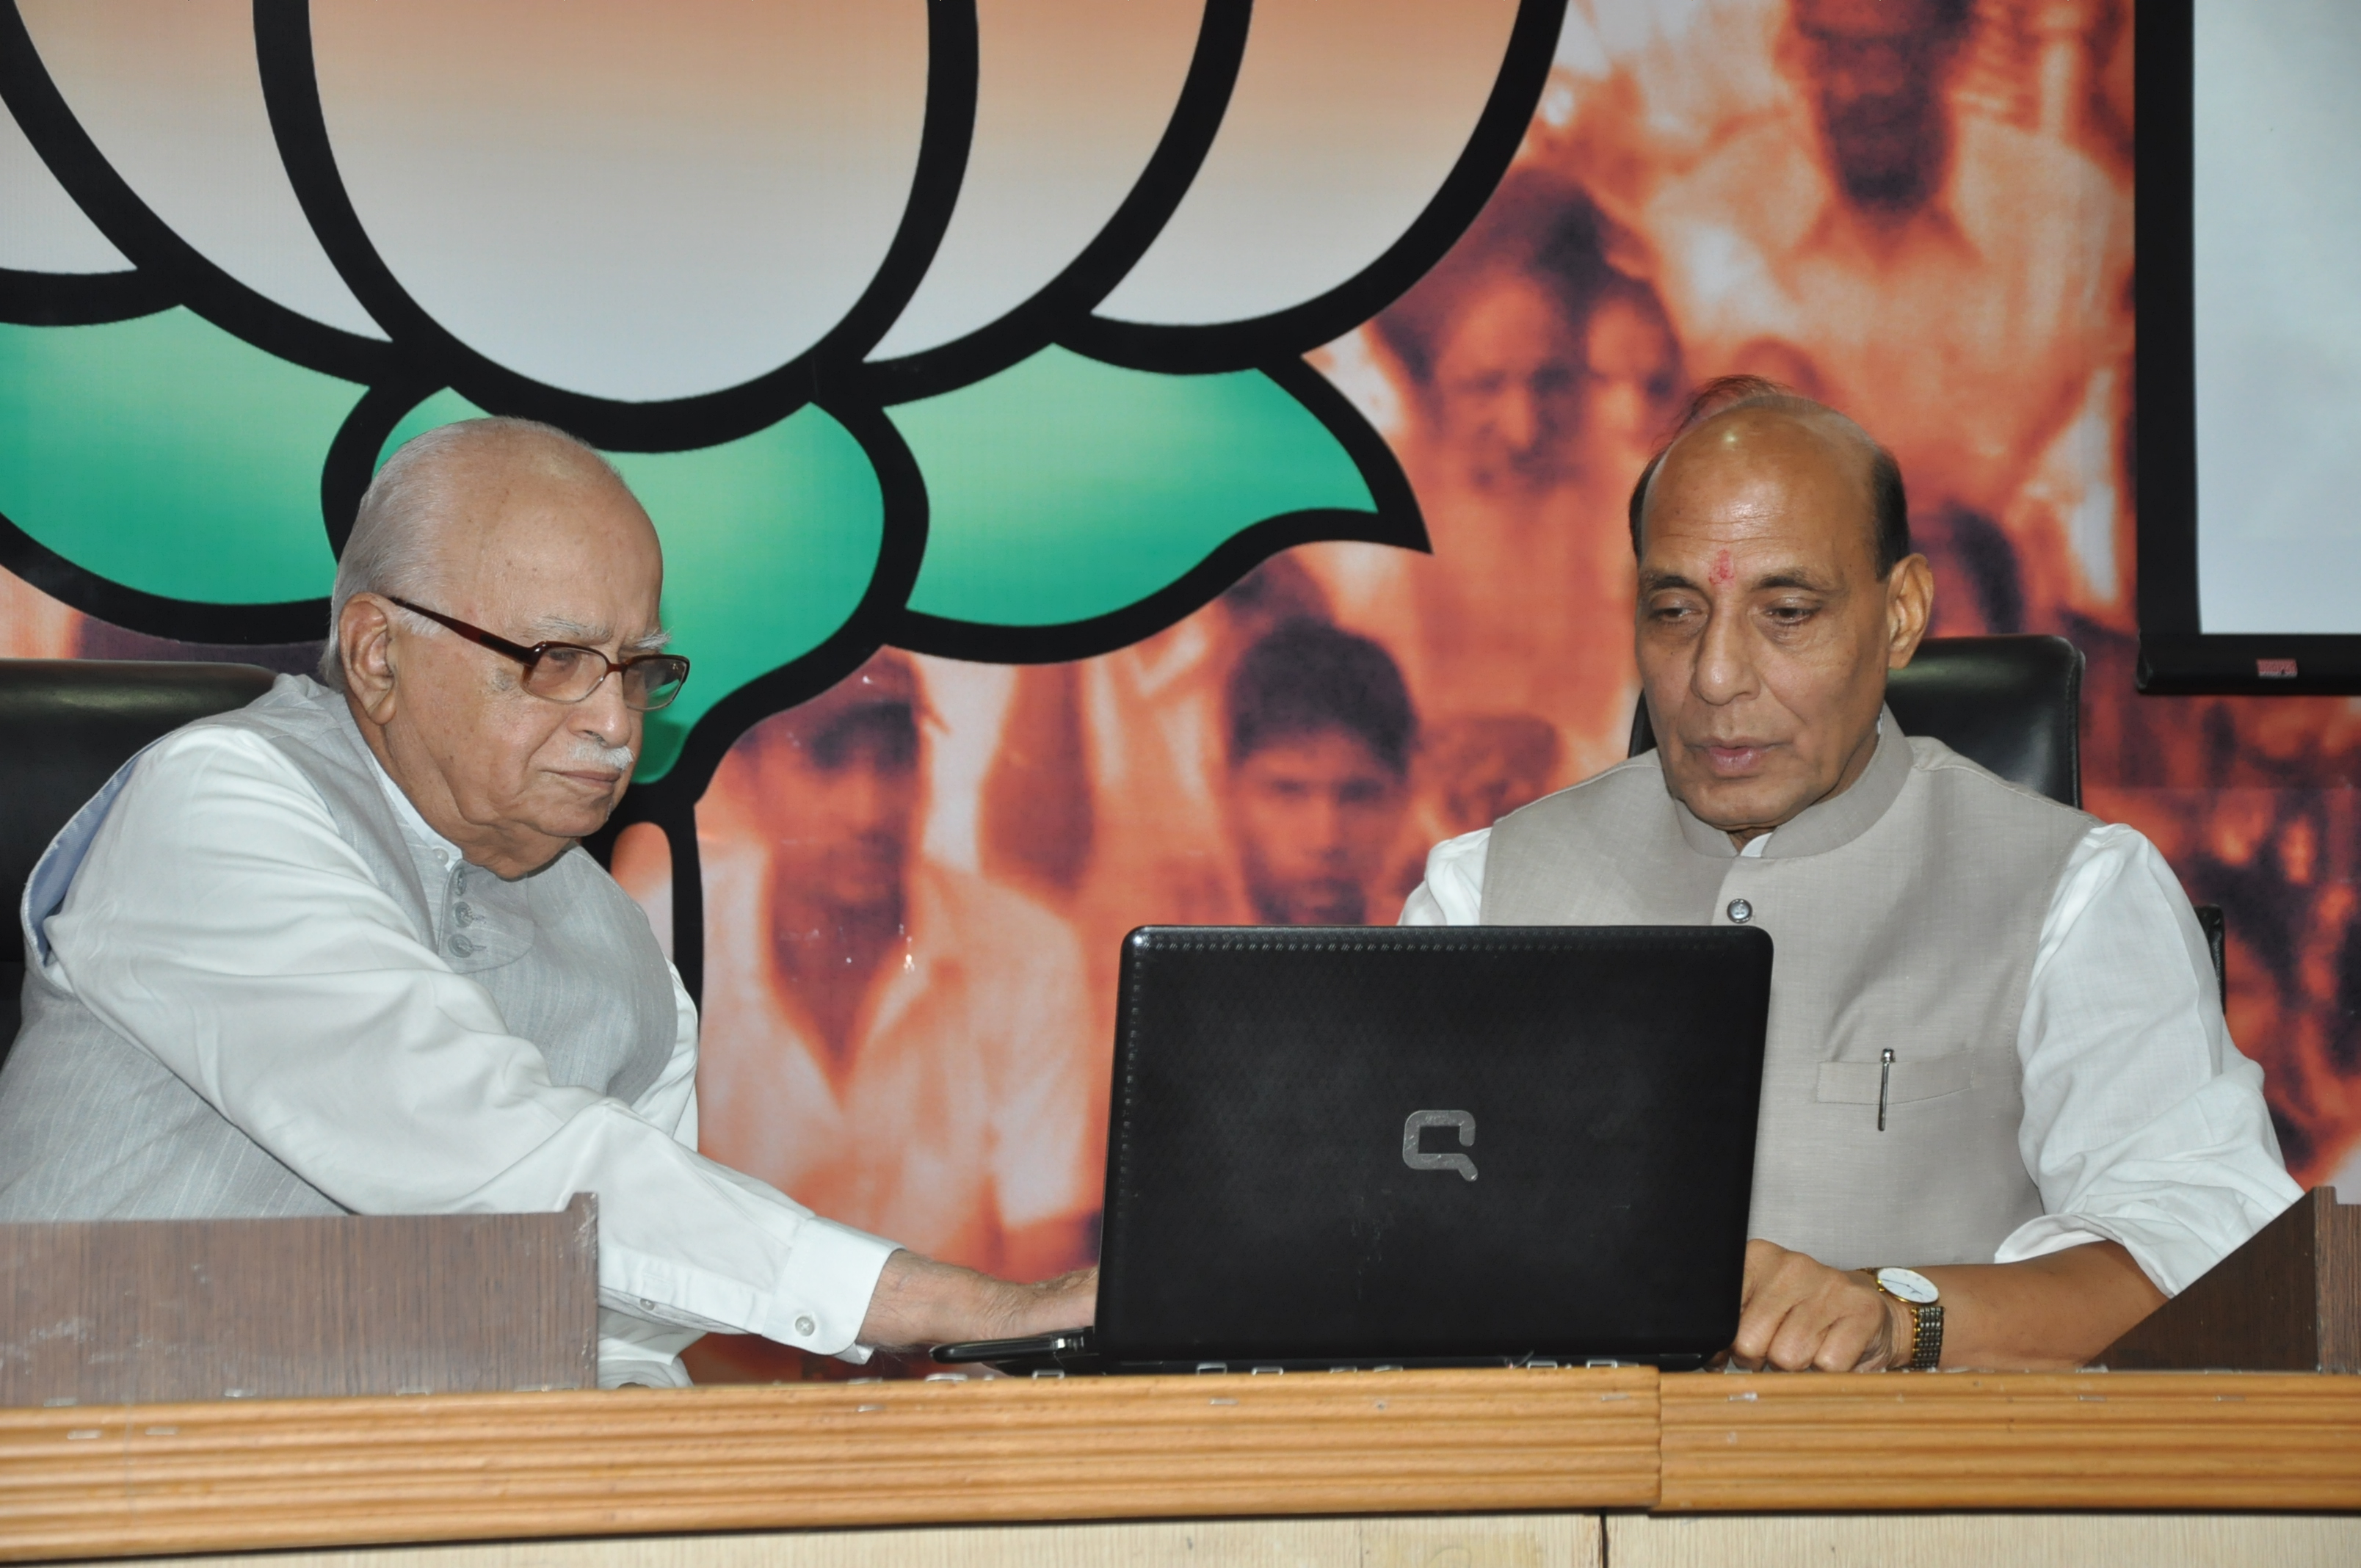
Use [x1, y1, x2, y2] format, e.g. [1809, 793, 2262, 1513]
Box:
[7, 1369, 2361, 1561]
[1657, 1370, 2361, 1513]
[0, 1367, 1660, 1563]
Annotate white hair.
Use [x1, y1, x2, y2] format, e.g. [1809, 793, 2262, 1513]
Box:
[319, 417, 623, 686]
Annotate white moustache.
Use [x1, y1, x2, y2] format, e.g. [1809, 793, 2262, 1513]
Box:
[571, 738, 637, 775]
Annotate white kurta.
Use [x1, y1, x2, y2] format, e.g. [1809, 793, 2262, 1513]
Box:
[29, 723, 901, 1385]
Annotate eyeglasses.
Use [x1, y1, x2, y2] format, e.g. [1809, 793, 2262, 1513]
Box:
[384, 596, 691, 711]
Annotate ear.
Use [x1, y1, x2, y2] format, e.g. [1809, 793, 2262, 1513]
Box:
[1884, 553, 1934, 669]
[339, 593, 402, 725]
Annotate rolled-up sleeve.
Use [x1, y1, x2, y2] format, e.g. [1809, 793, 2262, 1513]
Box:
[42, 726, 899, 1369]
[1998, 823, 2302, 1293]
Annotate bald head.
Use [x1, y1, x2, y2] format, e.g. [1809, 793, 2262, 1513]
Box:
[322, 418, 647, 687]
[1628, 377, 1933, 846]
[328, 417, 670, 879]
[1628, 377, 1908, 581]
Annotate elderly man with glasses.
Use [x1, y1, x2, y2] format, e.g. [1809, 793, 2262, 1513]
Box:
[0, 418, 1093, 1387]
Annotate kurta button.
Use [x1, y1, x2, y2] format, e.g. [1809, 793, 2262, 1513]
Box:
[1726, 899, 1753, 924]
[452, 902, 476, 926]
[795, 1315, 816, 1337]
[447, 933, 475, 957]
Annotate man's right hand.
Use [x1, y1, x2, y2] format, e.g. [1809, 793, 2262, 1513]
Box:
[1729, 1239, 1906, 1371]
[854, 1249, 1098, 1353]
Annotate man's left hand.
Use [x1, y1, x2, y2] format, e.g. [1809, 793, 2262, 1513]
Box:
[1727, 1239, 1907, 1371]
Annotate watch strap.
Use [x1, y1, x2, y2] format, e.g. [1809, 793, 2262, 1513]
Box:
[1903, 1301, 1943, 1371]
[1864, 1271, 1945, 1371]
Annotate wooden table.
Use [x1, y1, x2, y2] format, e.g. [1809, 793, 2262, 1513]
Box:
[7, 1367, 2359, 1566]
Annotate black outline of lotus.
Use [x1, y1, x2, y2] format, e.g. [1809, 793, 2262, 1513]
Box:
[0, 0, 1564, 986]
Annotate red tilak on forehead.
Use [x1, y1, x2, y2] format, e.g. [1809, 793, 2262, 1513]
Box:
[1711, 548, 1734, 584]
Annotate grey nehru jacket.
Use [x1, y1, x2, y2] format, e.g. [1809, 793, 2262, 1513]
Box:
[0, 675, 677, 1220]
[1481, 711, 2093, 1270]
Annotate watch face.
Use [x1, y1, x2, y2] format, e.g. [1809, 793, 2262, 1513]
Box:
[1876, 1266, 1940, 1304]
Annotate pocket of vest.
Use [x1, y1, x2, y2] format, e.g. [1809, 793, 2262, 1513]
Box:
[1813, 1050, 1983, 1106]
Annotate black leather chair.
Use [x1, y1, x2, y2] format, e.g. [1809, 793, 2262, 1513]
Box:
[2, 659, 277, 1054]
[1625, 633, 2227, 1003]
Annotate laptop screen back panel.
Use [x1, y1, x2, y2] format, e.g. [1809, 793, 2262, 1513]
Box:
[1097, 926, 1771, 1364]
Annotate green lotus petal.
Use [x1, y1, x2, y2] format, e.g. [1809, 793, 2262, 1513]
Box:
[893, 346, 1374, 625]
[0, 309, 358, 603]
[377, 396, 883, 784]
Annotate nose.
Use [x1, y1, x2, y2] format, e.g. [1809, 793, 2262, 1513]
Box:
[1305, 793, 1355, 863]
[1847, 43, 1913, 99]
[573, 667, 636, 749]
[1491, 385, 1543, 458]
[844, 765, 889, 832]
[1592, 380, 1645, 441]
[1690, 599, 1758, 709]
[833, 761, 912, 840]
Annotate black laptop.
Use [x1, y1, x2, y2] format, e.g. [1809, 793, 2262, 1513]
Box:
[937, 924, 1772, 1374]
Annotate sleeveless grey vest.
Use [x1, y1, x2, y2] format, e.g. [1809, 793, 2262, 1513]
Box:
[0, 675, 677, 1220]
[1481, 713, 2094, 1268]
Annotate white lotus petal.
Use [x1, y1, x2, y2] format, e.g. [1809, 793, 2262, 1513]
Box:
[18, 0, 385, 335]
[867, 0, 1203, 362]
[1, 99, 128, 272]
[311, 0, 928, 403]
[1095, 0, 1523, 327]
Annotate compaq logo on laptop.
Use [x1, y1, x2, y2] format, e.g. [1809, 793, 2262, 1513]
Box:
[1401, 1109, 1477, 1182]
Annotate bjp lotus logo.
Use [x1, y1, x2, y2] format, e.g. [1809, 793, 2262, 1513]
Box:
[0, 0, 1558, 787]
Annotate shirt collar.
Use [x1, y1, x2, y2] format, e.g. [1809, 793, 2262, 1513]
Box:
[364, 742, 466, 865]
[1668, 707, 1909, 861]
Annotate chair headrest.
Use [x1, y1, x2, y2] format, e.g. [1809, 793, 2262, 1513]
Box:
[1, 659, 278, 924]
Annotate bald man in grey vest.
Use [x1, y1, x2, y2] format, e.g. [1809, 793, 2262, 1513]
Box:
[0, 418, 1092, 1385]
[1404, 378, 2299, 1373]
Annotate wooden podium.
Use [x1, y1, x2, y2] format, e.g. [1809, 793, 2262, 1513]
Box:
[0, 1196, 598, 1407]
[2102, 1186, 2359, 1372]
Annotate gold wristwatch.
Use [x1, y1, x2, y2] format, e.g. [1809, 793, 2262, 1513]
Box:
[1865, 1266, 1943, 1371]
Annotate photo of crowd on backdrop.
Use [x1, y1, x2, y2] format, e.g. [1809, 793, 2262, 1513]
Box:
[9, 0, 2361, 1383]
